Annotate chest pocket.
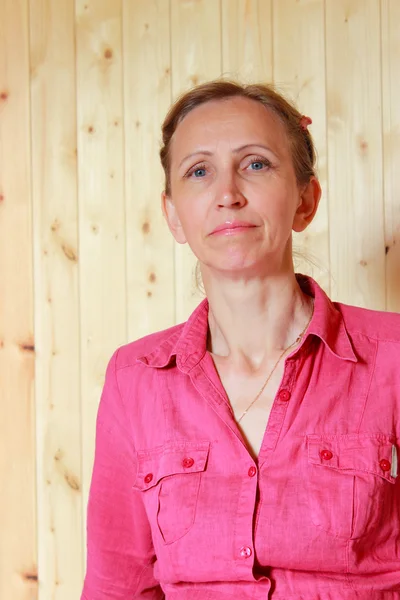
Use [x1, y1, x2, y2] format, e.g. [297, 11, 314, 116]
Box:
[133, 441, 210, 545]
[306, 433, 397, 540]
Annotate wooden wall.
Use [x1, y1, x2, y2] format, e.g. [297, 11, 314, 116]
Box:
[0, 1, 399, 598]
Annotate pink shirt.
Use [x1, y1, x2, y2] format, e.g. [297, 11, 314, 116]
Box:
[81, 275, 400, 599]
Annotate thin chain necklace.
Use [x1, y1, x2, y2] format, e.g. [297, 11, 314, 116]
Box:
[237, 300, 314, 423]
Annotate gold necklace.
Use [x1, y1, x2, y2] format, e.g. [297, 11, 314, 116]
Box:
[237, 300, 314, 423]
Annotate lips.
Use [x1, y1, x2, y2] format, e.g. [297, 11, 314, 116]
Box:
[210, 221, 257, 235]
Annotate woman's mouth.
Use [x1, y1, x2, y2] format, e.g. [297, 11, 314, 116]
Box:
[210, 221, 257, 236]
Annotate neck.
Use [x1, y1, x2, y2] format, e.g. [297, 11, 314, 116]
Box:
[203, 268, 313, 371]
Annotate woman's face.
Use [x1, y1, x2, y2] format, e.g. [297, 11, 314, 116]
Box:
[162, 96, 320, 277]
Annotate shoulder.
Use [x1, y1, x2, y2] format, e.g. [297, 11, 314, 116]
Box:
[113, 321, 185, 369]
[336, 302, 400, 342]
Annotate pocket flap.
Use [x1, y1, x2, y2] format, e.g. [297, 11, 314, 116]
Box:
[134, 441, 210, 490]
[307, 434, 397, 483]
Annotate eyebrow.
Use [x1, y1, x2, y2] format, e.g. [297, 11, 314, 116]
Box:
[178, 144, 276, 168]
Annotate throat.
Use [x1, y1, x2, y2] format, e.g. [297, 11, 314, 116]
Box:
[209, 353, 287, 458]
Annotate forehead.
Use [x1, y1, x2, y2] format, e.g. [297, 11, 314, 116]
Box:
[170, 96, 289, 161]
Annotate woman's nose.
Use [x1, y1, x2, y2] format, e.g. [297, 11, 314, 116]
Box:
[217, 173, 246, 208]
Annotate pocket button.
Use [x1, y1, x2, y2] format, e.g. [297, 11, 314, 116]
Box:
[144, 473, 153, 484]
[379, 459, 391, 472]
[320, 449, 333, 461]
[182, 457, 194, 468]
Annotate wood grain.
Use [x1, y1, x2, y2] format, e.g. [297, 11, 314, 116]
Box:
[123, 0, 175, 340]
[0, 1, 36, 599]
[221, 0, 273, 82]
[381, 0, 400, 312]
[326, 0, 385, 308]
[30, 0, 83, 597]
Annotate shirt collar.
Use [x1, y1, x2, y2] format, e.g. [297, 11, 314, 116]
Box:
[138, 274, 357, 371]
[296, 274, 357, 363]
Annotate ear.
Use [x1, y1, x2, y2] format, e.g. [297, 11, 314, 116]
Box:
[161, 191, 187, 244]
[292, 177, 321, 233]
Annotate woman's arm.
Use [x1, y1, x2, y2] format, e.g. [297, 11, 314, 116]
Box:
[81, 351, 164, 600]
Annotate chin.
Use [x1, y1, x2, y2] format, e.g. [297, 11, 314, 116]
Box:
[203, 257, 266, 277]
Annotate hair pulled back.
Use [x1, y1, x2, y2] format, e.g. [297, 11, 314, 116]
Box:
[160, 79, 317, 196]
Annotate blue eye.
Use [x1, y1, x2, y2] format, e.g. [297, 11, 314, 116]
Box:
[193, 167, 206, 177]
[250, 160, 266, 170]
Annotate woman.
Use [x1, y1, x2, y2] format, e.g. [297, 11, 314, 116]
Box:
[81, 80, 400, 599]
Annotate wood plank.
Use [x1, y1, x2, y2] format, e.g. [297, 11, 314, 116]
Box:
[75, 0, 127, 544]
[170, 0, 222, 322]
[222, 0, 273, 82]
[0, 1, 37, 599]
[273, 0, 330, 293]
[381, 0, 400, 312]
[29, 1, 83, 597]
[325, 0, 385, 308]
[123, 0, 175, 340]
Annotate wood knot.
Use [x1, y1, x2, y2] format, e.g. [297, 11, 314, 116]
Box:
[147, 291, 152, 297]
[149, 272, 156, 283]
[22, 571, 38, 583]
[104, 48, 113, 60]
[360, 259, 367, 267]
[62, 244, 78, 262]
[135, 120, 141, 128]
[144, 23, 149, 30]
[0, 91, 8, 101]
[190, 75, 199, 86]
[0, 193, 4, 202]
[385, 245, 390, 255]
[19, 342, 35, 353]
[142, 221, 150, 234]
[65, 472, 80, 491]
[88, 125, 94, 134]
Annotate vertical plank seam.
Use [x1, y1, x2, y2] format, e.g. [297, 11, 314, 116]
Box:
[73, 0, 86, 578]
[121, 0, 128, 340]
[219, 0, 223, 77]
[26, 0, 40, 592]
[323, 0, 332, 297]
[271, 0, 274, 84]
[168, 0, 177, 325]
[379, 0, 388, 311]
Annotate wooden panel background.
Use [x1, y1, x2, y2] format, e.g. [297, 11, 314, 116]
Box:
[0, 1, 399, 598]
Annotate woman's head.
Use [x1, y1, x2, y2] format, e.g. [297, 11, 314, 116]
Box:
[160, 80, 321, 279]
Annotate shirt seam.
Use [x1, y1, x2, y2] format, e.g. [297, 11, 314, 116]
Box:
[345, 329, 400, 345]
[114, 349, 160, 597]
[356, 337, 379, 433]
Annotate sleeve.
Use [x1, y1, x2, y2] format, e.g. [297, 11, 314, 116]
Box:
[81, 350, 164, 600]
